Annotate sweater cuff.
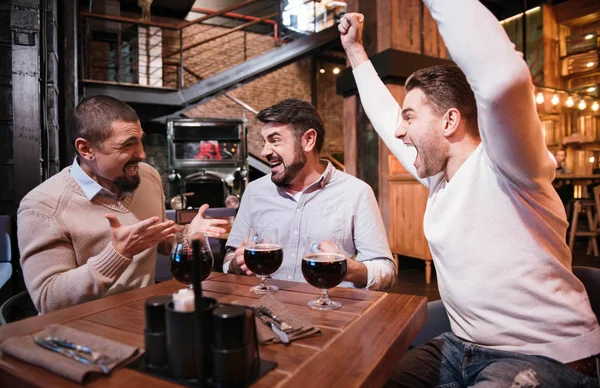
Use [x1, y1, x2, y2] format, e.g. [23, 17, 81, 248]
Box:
[88, 243, 132, 280]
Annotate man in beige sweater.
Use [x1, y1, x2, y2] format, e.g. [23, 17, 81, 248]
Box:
[18, 96, 226, 313]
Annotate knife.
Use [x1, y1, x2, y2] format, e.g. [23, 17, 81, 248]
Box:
[34, 337, 109, 373]
[254, 311, 290, 345]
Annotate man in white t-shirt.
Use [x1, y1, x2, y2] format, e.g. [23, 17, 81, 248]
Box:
[339, 0, 600, 386]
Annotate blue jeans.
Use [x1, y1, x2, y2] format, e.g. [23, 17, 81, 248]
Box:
[385, 332, 599, 388]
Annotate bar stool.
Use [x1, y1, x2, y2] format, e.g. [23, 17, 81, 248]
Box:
[568, 186, 600, 256]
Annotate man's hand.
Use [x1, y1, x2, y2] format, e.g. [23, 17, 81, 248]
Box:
[105, 214, 178, 259]
[338, 12, 364, 49]
[232, 239, 254, 276]
[338, 13, 369, 69]
[318, 240, 367, 288]
[188, 204, 228, 240]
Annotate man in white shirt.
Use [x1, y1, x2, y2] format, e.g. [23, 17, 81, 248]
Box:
[339, 0, 600, 386]
[224, 98, 397, 291]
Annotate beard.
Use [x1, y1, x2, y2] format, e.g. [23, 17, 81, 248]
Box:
[113, 161, 142, 194]
[269, 144, 307, 187]
[415, 127, 449, 178]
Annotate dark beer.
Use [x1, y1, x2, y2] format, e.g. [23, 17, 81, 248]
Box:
[244, 244, 283, 275]
[302, 253, 347, 289]
[170, 250, 212, 284]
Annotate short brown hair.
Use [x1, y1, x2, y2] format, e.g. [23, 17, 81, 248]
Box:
[256, 98, 325, 153]
[406, 65, 479, 137]
[74, 95, 139, 146]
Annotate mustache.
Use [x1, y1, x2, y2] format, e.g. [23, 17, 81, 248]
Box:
[124, 159, 143, 168]
[266, 154, 283, 163]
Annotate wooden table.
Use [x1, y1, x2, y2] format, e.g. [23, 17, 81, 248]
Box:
[0, 273, 427, 388]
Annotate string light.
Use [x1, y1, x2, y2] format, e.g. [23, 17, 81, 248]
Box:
[592, 101, 599, 112]
[535, 92, 544, 104]
[578, 99, 587, 110]
[566, 96, 575, 107]
[551, 93, 560, 105]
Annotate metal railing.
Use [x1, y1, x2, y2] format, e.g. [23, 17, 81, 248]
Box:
[81, 0, 345, 89]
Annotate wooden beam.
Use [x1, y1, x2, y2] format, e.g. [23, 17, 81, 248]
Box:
[552, 0, 600, 27]
[79, 11, 179, 29]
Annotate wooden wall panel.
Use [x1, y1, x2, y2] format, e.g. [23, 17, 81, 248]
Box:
[388, 180, 431, 260]
[422, 5, 438, 57]
[344, 95, 357, 176]
[543, 5, 561, 88]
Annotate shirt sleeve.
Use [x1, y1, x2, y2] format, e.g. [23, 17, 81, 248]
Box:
[353, 61, 431, 188]
[423, 0, 555, 187]
[18, 204, 131, 314]
[353, 185, 398, 291]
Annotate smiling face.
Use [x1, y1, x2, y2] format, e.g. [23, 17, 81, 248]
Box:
[395, 88, 449, 178]
[260, 122, 307, 187]
[90, 120, 146, 194]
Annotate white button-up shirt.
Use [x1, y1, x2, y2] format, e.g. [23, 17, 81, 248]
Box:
[224, 161, 397, 290]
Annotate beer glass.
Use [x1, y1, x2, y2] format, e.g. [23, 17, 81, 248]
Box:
[301, 235, 347, 311]
[170, 232, 213, 287]
[244, 228, 283, 294]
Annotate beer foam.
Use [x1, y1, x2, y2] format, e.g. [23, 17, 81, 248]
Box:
[245, 244, 282, 251]
[302, 252, 346, 262]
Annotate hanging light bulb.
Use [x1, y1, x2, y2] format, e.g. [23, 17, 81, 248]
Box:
[585, 34, 594, 40]
[332, 67, 340, 75]
[587, 62, 595, 68]
[551, 93, 560, 105]
[319, 68, 325, 74]
[535, 92, 544, 104]
[590, 156, 596, 164]
[592, 101, 599, 112]
[566, 96, 575, 107]
[578, 99, 587, 110]
[587, 87, 596, 93]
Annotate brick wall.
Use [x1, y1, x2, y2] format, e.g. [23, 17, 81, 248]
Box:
[182, 57, 344, 158]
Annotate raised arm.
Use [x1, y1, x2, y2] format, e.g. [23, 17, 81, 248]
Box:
[423, 0, 554, 185]
[339, 14, 429, 187]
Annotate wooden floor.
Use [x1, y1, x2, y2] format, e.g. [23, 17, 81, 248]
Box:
[389, 243, 600, 302]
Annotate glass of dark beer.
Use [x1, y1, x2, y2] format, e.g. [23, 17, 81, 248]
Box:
[170, 232, 213, 287]
[302, 236, 347, 311]
[244, 228, 283, 294]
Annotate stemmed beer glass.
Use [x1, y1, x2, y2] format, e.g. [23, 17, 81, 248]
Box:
[244, 228, 283, 294]
[301, 235, 347, 311]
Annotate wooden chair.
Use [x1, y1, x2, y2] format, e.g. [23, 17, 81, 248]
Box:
[568, 187, 600, 256]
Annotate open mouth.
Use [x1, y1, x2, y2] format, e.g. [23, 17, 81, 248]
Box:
[124, 163, 139, 176]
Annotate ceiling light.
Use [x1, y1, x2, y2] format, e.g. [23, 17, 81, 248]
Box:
[566, 96, 574, 107]
[585, 34, 594, 40]
[551, 94, 560, 105]
[592, 101, 599, 112]
[587, 62, 595, 68]
[319, 68, 325, 74]
[332, 67, 340, 75]
[578, 99, 587, 110]
[535, 92, 544, 104]
[587, 87, 596, 93]
[590, 156, 595, 163]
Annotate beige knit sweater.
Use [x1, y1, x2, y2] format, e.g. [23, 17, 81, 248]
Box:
[17, 163, 166, 313]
